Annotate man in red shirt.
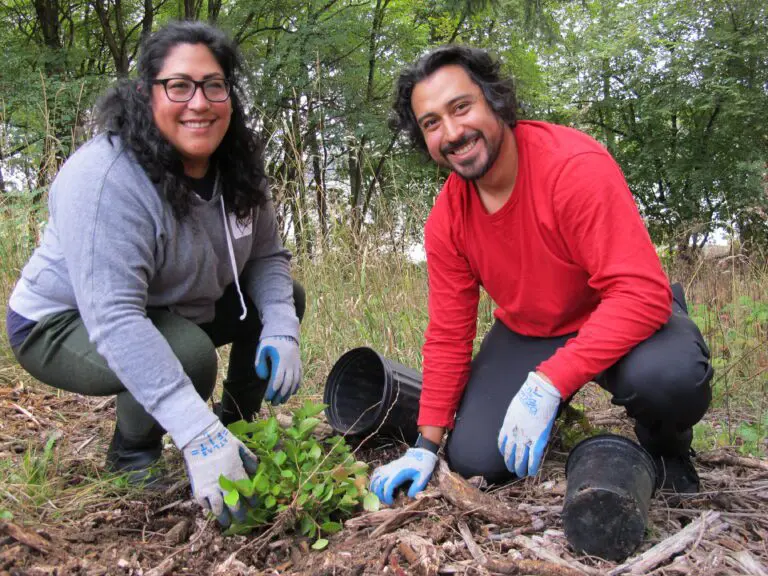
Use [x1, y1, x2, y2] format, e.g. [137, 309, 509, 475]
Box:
[370, 46, 712, 505]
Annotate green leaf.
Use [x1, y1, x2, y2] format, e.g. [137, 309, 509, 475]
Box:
[265, 495, 277, 508]
[312, 538, 329, 550]
[312, 482, 326, 498]
[309, 444, 322, 460]
[224, 490, 240, 508]
[298, 417, 321, 436]
[320, 521, 343, 534]
[253, 474, 270, 494]
[281, 469, 296, 480]
[300, 514, 314, 535]
[274, 451, 287, 466]
[235, 478, 254, 497]
[363, 492, 380, 512]
[219, 475, 237, 492]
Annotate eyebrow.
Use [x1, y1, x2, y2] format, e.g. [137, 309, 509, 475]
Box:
[162, 73, 226, 80]
[416, 93, 475, 124]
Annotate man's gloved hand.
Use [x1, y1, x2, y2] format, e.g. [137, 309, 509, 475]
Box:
[369, 448, 438, 506]
[498, 371, 561, 478]
[182, 420, 259, 526]
[255, 336, 302, 406]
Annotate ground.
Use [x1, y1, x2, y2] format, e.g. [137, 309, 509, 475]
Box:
[1, 376, 766, 576]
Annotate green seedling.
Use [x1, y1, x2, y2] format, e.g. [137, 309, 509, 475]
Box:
[219, 400, 379, 548]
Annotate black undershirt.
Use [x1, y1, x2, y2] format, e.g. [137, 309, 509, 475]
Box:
[185, 168, 217, 201]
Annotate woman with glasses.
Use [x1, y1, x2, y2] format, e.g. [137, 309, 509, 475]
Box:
[5, 21, 303, 527]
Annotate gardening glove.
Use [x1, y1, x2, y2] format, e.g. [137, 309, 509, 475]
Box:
[182, 420, 259, 527]
[369, 448, 438, 506]
[255, 335, 302, 406]
[498, 371, 561, 478]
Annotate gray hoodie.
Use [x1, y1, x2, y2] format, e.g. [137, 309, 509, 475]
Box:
[9, 134, 299, 448]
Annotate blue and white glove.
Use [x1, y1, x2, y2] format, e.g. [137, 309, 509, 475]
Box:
[498, 372, 561, 477]
[369, 448, 438, 506]
[255, 336, 302, 406]
[182, 420, 259, 527]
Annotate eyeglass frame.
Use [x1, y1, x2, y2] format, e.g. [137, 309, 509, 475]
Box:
[151, 76, 233, 103]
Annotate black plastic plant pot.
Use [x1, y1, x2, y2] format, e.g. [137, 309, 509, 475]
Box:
[323, 347, 422, 444]
[562, 434, 657, 562]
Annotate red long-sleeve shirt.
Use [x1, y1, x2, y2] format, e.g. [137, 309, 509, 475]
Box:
[419, 121, 672, 428]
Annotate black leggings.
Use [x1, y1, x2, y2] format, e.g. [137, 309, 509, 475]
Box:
[445, 283, 713, 484]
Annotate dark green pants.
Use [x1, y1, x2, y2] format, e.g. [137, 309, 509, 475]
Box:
[13, 281, 306, 444]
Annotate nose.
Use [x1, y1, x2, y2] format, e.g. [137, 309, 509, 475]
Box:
[187, 86, 210, 111]
[443, 117, 463, 142]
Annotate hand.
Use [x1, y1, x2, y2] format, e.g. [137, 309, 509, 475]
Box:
[182, 420, 259, 527]
[255, 336, 302, 405]
[498, 371, 561, 477]
[369, 448, 438, 506]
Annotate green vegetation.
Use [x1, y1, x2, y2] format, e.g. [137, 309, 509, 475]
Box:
[220, 401, 378, 546]
[1, 0, 766, 254]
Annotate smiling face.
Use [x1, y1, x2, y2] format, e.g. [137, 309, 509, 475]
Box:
[411, 64, 507, 181]
[151, 43, 232, 177]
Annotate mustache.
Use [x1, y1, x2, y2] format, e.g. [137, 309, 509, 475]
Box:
[441, 131, 482, 155]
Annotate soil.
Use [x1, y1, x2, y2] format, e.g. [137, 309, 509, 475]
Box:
[1, 377, 766, 575]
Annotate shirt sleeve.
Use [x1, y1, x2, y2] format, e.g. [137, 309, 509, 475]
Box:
[419, 201, 480, 428]
[241, 199, 300, 341]
[53, 157, 217, 449]
[537, 152, 672, 397]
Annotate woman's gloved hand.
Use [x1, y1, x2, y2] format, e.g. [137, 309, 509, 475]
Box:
[369, 448, 438, 505]
[497, 371, 561, 477]
[255, 335, 302, 405]
[182, 420, 259, 526]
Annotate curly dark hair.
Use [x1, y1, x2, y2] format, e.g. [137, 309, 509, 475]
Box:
[96, 21, 267, 219]
[392, 45, 518, 153]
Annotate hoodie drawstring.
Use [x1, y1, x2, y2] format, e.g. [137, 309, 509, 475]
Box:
[219, 190, 248, 321]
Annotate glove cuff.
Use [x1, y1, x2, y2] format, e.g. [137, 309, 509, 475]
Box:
[406, 447, 439, 465]
[529, 372, 562, 400]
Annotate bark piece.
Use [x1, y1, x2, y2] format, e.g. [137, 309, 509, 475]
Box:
[513, 535, 601, 575]
[163, 518, 191, 545]
[397, 531, 440, 576]
[436, 459, 529, 527]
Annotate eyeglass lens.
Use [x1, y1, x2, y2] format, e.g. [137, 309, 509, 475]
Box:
[165, 78, 230, 102]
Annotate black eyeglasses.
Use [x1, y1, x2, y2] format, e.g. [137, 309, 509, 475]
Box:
[152, 77, 231, 103]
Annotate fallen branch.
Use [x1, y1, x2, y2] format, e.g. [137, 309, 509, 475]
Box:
[10, 402, 41, 427]
[457, 520, 486, 563]
[698, 449, 768, 472]
[0, 521, 53, 556]
[607, 510, 726, 575]
[485, 558, 588, 576]
[436, 459, 529, 527]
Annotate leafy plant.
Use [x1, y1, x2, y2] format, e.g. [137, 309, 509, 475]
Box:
[219, 401, 379, 545]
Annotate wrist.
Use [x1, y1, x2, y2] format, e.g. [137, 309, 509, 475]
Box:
[414, 433, 440, 454]
[418, 425, 445, 445]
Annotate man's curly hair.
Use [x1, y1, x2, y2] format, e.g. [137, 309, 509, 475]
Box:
[96, 21, 267, 220]
[392, 45, 518, 153]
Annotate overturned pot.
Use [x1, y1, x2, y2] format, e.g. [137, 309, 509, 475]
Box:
[323, 347, 422, 444]
[562, 433, 656, 562]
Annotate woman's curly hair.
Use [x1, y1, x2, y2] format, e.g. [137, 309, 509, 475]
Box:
[392, 45, 518, 153]
[96, 21, 267, 219]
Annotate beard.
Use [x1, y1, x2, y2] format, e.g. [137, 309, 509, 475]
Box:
[439, 126, 504, 180]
